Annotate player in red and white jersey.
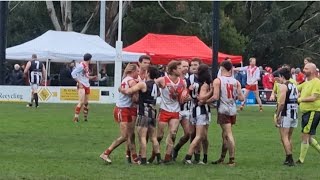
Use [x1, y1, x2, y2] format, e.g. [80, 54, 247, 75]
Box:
[153, 60, 185, 163]
[209, 60, 244, 166]
[172, 60, 192, 161]
[71, 53, 97, 122]
[234, 57, 263, 111]
[120, 66, 162, 165]
[100, 64, 139, 164]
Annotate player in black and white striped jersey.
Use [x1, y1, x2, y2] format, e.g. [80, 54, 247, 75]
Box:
[24, 54, 46, 108]
[274, 67, 299, 166]
[183, 63, 212, 165]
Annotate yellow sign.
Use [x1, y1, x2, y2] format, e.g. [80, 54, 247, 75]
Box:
[89, 89, 100, 101]
[60, 88, 100, 101]
[38, 88, 52, 101]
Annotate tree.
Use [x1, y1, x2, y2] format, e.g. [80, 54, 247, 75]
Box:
[45, 1, 132, 46]
[45, 1, 98, 32]
[7, 1, 53, 47]
[123, 1, 247, 55]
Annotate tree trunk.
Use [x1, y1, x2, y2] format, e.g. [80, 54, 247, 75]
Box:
[60, 1, 65, 30]
[46, 1, 62, 31]
[81, 1, 100, 34]
[65, 1, 72, 31]
[105, 1, 131, 46]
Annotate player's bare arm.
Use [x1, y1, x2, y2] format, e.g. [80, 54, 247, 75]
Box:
[88, 75, 97, 80]
[275, 84, 287, 121]
[128, 79, 139, 102]
[198, 83, 212, 103]
[41, 64, 46, 84]
[23, 61, 31, 77]
[121, 82, 147, 95]
[155, 77, 165, 89]
[233, 67, 241, 71]
[207, 78, 220, 103]
[236, 81, 245, 101]
[270, 83, 279, 101]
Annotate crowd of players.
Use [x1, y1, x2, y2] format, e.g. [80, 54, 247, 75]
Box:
[96, 56, 244, 166]
[24, 53, 320, 167]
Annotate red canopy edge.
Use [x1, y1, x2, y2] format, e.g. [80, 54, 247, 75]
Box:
[124, 33, 243, 65]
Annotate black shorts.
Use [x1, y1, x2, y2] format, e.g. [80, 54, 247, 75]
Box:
[136, 106, 157, 128]
[301, 111, 320, 135]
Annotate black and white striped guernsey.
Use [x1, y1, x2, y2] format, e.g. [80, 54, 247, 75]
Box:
[281, 82, 298, 119]
[29, 60, 43, 84]
[138, 80, 159, 116]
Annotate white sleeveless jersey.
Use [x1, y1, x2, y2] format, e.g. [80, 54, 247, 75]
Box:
[71, 62, 90, 87]
[218, 76, 238, 116]
[239, 66, 260, 85]
[160, 76, 184, 112]
[116, 76, 134, 108]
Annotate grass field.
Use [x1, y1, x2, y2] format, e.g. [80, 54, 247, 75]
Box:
[0, 102, 319, 180]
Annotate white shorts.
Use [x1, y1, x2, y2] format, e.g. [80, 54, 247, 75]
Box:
[280, 116, 298, 128]
[190, 116, 196, 125]
[30, 83, 39, 92]
[191, 114, 210, 126]
[179, 110, 190, 121]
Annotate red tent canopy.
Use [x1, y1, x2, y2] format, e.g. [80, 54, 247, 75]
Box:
[124, 33, 242, 65]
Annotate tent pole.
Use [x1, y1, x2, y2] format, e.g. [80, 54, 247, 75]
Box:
[45, 59, 48, 87]
[48, 59, 51, 77]
[118, 0, 122, 42]
[114, 0, 123, 102]
[97, 61, 99, 86]
[100, 1, 106, 41]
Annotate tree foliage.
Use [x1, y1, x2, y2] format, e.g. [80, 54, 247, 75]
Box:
[6, 1, 320, 68]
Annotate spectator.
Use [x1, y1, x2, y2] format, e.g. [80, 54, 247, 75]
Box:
[235, 70, 247, 88]
[295, 68, 305, 84]
[304, 57, 312, 65]
[70, 60, 76, 71]
[234, 71, 243, 88]
[60, 62, 76, 86]
[262, 66, 274, 90]
[98, 69, 109, 86]
[291, 68, 296, 81]
[234, 71, 242, 84]
[258, 66, 264, 89]
[10, 64, 24, 85]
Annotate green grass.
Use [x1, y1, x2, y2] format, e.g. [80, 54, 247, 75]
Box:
[0, 102, 319, 180]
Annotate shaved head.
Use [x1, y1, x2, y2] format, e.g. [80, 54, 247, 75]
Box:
[304, 63, 318, 78]
[306, 63, 317, 72]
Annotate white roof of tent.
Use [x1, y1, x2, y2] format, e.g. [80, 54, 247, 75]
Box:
[6, 30, 143, 62]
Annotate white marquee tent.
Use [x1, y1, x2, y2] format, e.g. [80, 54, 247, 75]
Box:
[6, 30, 143, 62]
